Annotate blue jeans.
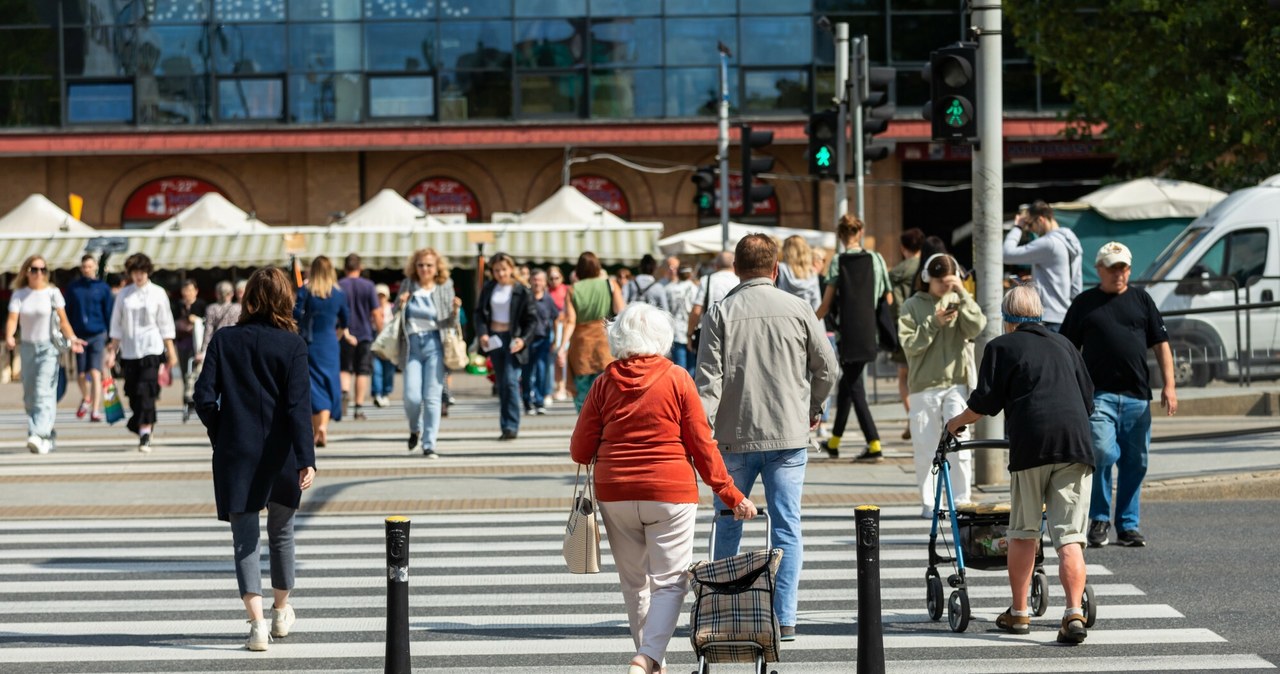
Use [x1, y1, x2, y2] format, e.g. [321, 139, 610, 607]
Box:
[403, 331, 444, 450]
[670, 342, 695, 377]
[1088, 392, 1151, 531]
[711, 448, 807, 628]
[372, 356, 395, 397]
[20, 341, 59, 439]
[521, 336, 551, 410]
[489, 331, 521, 434]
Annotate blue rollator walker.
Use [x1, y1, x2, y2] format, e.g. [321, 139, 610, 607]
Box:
[924, 430, 1097, 632]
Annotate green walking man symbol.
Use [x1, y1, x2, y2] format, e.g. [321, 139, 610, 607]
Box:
[945, 99, 965, 127]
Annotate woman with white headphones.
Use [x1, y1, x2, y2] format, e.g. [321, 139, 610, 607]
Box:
[897, 252, 987, 517]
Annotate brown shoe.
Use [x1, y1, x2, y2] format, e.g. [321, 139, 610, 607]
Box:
[1056, 613, 1087, 644]
[995, 608, 1030, 635]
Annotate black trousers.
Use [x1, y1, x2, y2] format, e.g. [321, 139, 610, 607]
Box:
[832, 360, 879, 443]
[121, 354, 162, 432]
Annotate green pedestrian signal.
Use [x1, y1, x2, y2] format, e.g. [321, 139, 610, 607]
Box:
[945, 98, 966, 127]
[815, 146, 832, 167]
[696, 192, 713, 209]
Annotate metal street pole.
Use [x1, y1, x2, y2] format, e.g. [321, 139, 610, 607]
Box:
[972, 2, 1006, 484]
[718, 43, 732, 251]
[852, 35, 867, 222]
[834, 23, 850, 235]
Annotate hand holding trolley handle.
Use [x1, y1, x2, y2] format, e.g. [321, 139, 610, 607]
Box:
[721, 499, 759, 521]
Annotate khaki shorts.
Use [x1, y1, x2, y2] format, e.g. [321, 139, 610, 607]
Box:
[1008, 462, 1093, 549]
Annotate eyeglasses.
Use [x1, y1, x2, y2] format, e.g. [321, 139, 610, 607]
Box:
[27, 267, 47, 274]
[416, 262, 435, 268]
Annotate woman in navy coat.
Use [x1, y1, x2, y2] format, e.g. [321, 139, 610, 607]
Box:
[194, 266, 317, 652]
[293, 255, 351, 447]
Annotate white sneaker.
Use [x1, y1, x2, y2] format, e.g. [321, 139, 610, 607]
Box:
[246, 618, 270, 651]
[271, 604, 295, 638]
[26, 435, 50, 455]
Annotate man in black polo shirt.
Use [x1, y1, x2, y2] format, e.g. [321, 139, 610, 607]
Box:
[947, 284, 1096, 644]
[1060, 241, 1177, 549]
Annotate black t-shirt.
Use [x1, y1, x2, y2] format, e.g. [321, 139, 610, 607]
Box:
[967, 324, 1096, 472]
[1060, 286, 1168, 400]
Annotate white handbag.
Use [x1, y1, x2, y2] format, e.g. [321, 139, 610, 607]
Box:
[371, 310, 404, 363]
[562, 462, 601, 574]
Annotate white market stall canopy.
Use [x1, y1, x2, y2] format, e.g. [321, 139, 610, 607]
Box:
[520, 185, 632, 226]
[336, 189, 449, 229]
[658, 223, 837, 256]
[0, 194, 96, 235]
[151, 192, 269, 232]
[1054, 177, 1227, 220]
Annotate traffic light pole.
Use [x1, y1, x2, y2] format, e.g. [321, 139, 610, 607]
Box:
[717, 45, 731, 252]
[852, 35, 866, 222]
[971, 1, 1006, 485]
[834, 23, 850, 235]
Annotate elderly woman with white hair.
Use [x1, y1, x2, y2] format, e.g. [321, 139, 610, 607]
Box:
[199, 281, 242, 367]
[945, 284, 1096, 644]
[570, 302, 757, 674]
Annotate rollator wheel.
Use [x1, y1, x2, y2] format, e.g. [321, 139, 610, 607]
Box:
[947, 590, 970, 632]
[1030, 571, 1051, 617]
[926, 573, 944, 621]
[1082, 583, 1097, 627]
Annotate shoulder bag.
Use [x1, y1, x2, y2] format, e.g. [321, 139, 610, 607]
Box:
[688, 278, 713, 353]
[371, 306, 404, 363]
[443, 324, 468, 370]
[562, 461, 602, 574]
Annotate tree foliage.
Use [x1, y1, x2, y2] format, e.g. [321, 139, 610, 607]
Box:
[1006, 1, 1280, 190]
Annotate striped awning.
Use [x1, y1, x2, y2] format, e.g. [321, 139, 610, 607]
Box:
[0, 223, 663, 272]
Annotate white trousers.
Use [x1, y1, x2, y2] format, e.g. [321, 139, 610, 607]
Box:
[909, 385, 973, 509]
[599, 500, 698, 665]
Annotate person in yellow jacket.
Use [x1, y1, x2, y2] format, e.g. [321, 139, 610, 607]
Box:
[898, 253, 987, 518]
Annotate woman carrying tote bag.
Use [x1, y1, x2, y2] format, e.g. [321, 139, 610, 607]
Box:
[397, 248, 461, 458]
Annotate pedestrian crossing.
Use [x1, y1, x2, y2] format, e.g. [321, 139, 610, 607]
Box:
[0, 507, 1272, 673]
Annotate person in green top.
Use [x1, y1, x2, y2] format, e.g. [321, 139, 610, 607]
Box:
[558, 252, 625, 410]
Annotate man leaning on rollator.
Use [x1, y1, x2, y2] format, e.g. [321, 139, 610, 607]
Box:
[947, 284, 1095, 644]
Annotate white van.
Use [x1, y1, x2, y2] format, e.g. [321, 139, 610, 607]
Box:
[1138, 175, 1280, 387]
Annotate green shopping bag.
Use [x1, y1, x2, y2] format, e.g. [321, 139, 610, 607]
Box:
[102, 376, 125, 425]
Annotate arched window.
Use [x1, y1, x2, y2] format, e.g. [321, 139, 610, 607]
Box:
[405, 177, 481, 222]
[570, 174, 630, 219]
[122, 177, 225, 229]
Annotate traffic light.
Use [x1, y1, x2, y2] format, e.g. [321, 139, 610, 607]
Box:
[739, 124, 775, 216]
[923, 42, 978, 143]
[690, 164, 716, 217]
[861, 66, 896, 165]
[807, 108, 839, 178]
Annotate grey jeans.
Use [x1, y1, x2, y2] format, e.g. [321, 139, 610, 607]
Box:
[229, 502, 297, 598]
[19, 341, 59, 439]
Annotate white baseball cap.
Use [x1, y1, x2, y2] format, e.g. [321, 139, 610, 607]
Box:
[375, 283, 391, 297]
[1095, 241, 1133, 268]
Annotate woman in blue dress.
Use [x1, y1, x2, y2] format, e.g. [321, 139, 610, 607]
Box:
[294, 256, 351, 447]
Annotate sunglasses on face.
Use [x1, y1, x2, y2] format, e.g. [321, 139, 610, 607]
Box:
[417, 262, 435, 268]
[27, 267, 47, 274]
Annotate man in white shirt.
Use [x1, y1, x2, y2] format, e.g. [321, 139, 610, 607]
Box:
[105, 253, 177, 453]
[686, 251, 738, 343]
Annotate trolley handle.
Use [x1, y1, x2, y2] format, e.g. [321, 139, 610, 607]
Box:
[711, 510, 771, 560]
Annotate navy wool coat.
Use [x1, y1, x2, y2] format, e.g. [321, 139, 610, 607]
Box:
[194, 319, 316, 522]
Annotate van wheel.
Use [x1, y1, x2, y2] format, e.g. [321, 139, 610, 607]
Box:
[1170, 342, 1211, 388]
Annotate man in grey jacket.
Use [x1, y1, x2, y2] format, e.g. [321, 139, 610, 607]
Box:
[1004, 200, 1083, 331]
[696, 234, 841, 642]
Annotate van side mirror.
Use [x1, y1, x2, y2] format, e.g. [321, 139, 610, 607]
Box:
[1174, 264, 1218, 296]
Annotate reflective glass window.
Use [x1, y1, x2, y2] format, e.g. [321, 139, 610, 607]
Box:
[0, 80, 59, 126]
[289, 23, 362, 71]
[137, 75, 208, 124]
[1041, 70, 1069, 109]
[518, 72, 583, 116]
[665, 67, 735, 117]
[740, 0, 810, 13]
[815, 0, 883, 9]
[664, 19, 736, 67]
[63, 0, 141, 25]
[589, 18, 660, 67]
[589, 0, 658, 16]
[288, 0, 361, 20]
[439, 22, 512, 70]
[516, 0, 584, 16]
[740, 17, 810, 66]
[665, 0, 734, 15]
[890, 13, 959, 62]
[363, 0, 433, 19]
[590, 69, 661, 118]
[67, 82, 133, 123]
[742, 69, 808, 112]
[213, 24, 286, 74]
[438, 0, 510, 18]
[214, 0, 285, 21]
[143, 0, 206, 23]
[369, 75, 434, 117]
[63, 26, 134, 77]
[137, 25, 208, 76]
[1003, 62, 1037, 111]
[893, 0, 954, 9]
[515, 20, 585, 68]
[0, 28, 58, 77]
[365, 23, 434, 71]
[289, 72, 363, 122]
[438, 69, 511, 119]
[217, 77, 284, 119]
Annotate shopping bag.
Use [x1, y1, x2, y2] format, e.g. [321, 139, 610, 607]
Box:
[442, 326, 469, 371]
[102, 376, 125, 424]
[158, 363, 172, 387]
[372, 311, 404, 363]
[562, 463, 601, 574]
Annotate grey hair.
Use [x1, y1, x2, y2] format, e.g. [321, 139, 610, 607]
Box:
[215, 281, 234, 298]
[1002, 283, 1043, 319]
[607, 302, 674, 359]
[234, 279, 248, 291]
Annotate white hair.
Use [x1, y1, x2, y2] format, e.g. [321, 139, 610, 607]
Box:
[607, 303, 674, 359]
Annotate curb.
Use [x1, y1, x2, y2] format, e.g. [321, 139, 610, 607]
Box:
[1142, 469, 1280, 501]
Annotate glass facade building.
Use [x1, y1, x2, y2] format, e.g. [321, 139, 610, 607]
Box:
[0, 0, 1066, 128]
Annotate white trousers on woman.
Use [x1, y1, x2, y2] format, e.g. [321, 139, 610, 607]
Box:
[909, 384, 973, 511]
[599, 500, 697, 665]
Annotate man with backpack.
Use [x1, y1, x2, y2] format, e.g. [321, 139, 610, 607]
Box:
[1004, 200, 1084, 332]
[623, 254, 672, 313]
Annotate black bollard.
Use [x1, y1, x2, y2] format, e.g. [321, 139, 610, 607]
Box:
[855, 505, 885, 674]
[385, 516, 411, 674]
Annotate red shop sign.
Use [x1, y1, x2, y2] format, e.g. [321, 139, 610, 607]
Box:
[122, 177, 224, 221]
[406, 178, 480, 222]
[570, 175, 630, 219]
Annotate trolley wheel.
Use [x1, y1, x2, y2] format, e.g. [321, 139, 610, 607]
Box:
[1029, 571, 1051, 617]
[947, 590, 970, 632]
[1082, 583, 1097, 628]
[926, 574, 944, 621]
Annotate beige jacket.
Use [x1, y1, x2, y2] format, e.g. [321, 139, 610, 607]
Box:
[898, 289, 986, 393]
[696, 277, 841, 453]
